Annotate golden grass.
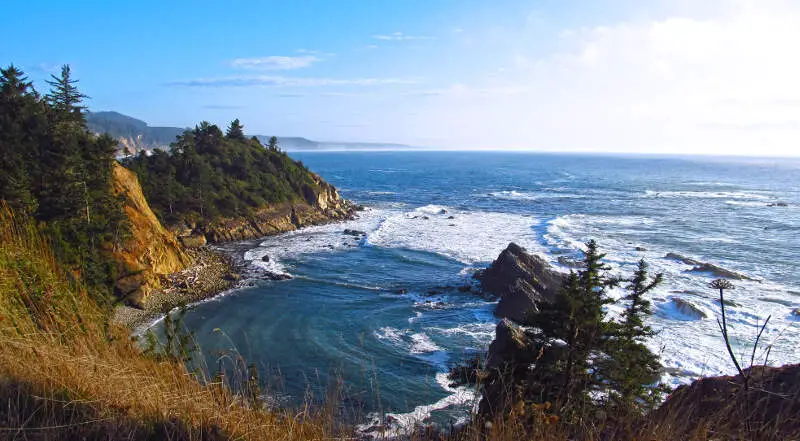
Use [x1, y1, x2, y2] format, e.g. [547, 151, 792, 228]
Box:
[0, 206, 344, 440]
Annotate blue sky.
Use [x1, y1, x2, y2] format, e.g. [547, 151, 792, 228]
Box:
[2, 0, 799, 155]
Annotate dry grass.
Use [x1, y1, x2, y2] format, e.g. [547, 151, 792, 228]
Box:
[0, 206, 345, 440]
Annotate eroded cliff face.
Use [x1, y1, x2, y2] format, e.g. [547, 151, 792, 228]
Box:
[112, 163, 191, 305]
[180, 173, 354, 243]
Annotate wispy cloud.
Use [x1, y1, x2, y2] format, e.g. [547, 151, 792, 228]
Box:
[203, 104, 245, 109]
[372, 32, 430, 41]
[166, 75, 418, 88]
[231, 55, 319, 70]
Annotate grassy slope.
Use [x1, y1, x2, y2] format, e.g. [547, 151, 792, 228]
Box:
[0, 206, 341, 440]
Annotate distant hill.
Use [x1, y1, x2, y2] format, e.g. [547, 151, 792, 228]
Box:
[87, 111, 186, 155]
[88, 111, 415, 154]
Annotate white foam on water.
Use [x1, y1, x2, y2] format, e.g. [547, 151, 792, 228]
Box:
[409, 333, 443, 354]
[373, 327, 444, 355]
[378, 373, 479, 436]
[367, 204, 545, 265]
[642, 190, 771, 200]
[426, 323, 497, 345]
[242, 207, 387, 276]
[482, 190, 585, 201]
[543, 212, 800, 387]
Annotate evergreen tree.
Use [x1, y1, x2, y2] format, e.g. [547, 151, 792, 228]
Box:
[268, 136, 279, 152]
[226, 118, 245, 140]
[0, 65, 42, 213]
[603, 259, 664, 411]
[45, 64, 87, 124]
[0, 63, 128, 298]
[515, 242, 664, 418]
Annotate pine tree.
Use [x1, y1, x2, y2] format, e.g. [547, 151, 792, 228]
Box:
[0, 65, 42, 213]
[268, 136, 279, 152]
[603, 259, 664, 411]
[226, 118, 245, 140]
[524, 240, 619, 409]
[45, 64, 87, 124]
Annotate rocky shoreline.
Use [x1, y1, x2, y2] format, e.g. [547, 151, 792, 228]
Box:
[112, 202, 360, 333]
[112, 247, 240, 332]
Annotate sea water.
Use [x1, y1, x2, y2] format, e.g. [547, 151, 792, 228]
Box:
[173, 152, 799, 429]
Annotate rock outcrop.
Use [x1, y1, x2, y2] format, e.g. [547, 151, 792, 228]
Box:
[649, 364, 800, 440]
[665, 252, 758, 281]
[181, 173, 354, 244]
[479, 318, 535, 415]
[475, 243, 565, 322]
[112, 164, 191, 306]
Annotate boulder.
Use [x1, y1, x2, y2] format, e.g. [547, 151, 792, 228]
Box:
[792, 308, 800, 317]
[671, 298, 707, 320]
[557, 255, 582, 269]
[262, 272, 292, 281]
[480, 319, 536, 415]
[179, 233, 207, 248]
[665, 252, 756, 281]
[476, 243, 565, 322]
[261, 255, 270, 262]
[635, 246, 647, 251]
[343, 229, 366, 236]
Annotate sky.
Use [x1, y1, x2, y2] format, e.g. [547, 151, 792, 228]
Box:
[2, 0, 800, 156]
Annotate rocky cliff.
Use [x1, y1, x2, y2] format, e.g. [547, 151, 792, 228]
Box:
[475, 243, 565, 322]
[111, 163, 191, 306]
[180, 173, 355, 244]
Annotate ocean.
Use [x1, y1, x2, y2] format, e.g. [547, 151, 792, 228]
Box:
[171, 151, 800, 429]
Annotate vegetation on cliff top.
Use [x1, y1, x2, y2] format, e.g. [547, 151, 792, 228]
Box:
[0, 64, 128, 298]
[123, 120, 325, 228]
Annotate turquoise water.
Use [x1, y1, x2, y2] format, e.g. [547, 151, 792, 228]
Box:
[169, 152, 800, 429]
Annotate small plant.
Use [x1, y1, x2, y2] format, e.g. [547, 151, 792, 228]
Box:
[139, 305, 197, 364]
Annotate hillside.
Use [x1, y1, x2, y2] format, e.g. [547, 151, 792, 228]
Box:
[87, 111, 186, 155]
[88, 110, 412, 154]
[122, 121, 354, 243]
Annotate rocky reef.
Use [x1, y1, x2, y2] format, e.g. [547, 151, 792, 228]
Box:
[475, 243, 565, 322]
[665, 252, 758, 281]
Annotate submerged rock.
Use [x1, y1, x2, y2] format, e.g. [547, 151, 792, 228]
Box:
[635, 246, 647, 251]
[475, 243, 565, 322]
[792, 308, 799, 317]
[767, 201, 789, 207]
[343, 229, 366, 236]
[665, 252, 757, 281]
[262, 272, 292, 281]
[671, 298, 707, 320]
[261, 255, 270, 262]
[557, 255, 582, 269]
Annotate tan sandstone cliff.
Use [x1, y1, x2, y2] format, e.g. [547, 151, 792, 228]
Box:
[111, 163, 191, 305]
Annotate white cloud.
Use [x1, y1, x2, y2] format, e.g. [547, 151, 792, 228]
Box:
[231, 55, 319, 70]
[168, 75, 417, 88]
[373, 32, 430, 41]
[401, 0, 800, 155]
